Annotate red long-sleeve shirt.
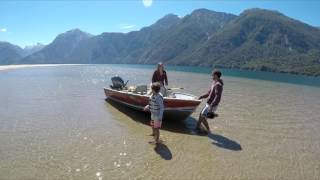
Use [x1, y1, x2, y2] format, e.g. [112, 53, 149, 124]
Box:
[152, 70, 168, 86]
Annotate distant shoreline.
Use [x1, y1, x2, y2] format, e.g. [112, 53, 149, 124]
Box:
[1, 63, 319, 77]
[0, 63, 319, 87]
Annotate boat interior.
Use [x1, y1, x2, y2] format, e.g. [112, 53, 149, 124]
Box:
[110, 85, 198, 100]
[109, 76, 198, 100]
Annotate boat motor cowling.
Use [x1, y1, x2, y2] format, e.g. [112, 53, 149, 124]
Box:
[110, 76, 128, 90]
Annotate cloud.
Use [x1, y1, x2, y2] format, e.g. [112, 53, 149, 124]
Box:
[0, 28, 7, 32]
[122, 25, 135, 29]
[120, 24, 135, 29]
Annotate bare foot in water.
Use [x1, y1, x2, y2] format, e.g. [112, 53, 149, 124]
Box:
[148, 140, 164, 145]
[148, 140, 157, 145]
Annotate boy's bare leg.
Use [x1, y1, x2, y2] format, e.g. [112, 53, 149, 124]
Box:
[154, 129, 160, 143]
[148, 128, 157, 144]
[150, 128, 155, 136]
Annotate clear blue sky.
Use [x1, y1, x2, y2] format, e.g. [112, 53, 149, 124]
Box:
[1, 0, 319, 48]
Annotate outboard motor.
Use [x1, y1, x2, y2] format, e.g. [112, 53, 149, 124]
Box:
[110, 76, 128, 90]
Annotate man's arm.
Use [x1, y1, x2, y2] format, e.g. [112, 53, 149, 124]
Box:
[198, 90, 210, 100]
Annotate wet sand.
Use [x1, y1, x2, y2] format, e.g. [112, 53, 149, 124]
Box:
[0, 65, 319, 179]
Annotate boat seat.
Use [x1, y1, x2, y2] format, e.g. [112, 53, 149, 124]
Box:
[127, 86, 136, 92]
[136, 85, 147, 94]
[167, 92, 176, 98]
[126, 85, 148, 95]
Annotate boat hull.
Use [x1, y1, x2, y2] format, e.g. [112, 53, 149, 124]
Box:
[104, 88, 201, 120]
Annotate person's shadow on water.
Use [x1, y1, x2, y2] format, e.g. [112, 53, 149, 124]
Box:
[185, 117, 242, 151]
[207, 132, 242, 151]
[154, 143, 172, 160]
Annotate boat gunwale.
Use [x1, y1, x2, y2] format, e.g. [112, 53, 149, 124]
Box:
[104, 87, 202, 103]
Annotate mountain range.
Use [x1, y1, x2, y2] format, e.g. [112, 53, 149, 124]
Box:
[1, 8, 320, 76]
[23, 43, 45, 56]
[0, 42, 44, 64]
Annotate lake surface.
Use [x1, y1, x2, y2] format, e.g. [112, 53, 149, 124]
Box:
[0, 64, 320, 180]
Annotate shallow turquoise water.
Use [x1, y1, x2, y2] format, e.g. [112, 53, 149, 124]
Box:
[0, 64, 319, 180]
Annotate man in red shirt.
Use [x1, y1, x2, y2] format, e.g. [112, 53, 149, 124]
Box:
[152, 62, 168, 96]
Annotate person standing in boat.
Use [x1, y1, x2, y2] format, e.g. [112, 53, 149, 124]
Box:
[152, 62, 168, 96]
[196, 70, 224, 134]
[144, 82, 164, 144]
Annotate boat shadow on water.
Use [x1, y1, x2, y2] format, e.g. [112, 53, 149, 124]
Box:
[105, 98, 242, 152]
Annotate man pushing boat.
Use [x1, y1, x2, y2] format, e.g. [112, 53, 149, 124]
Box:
[196, 70, 224, 134]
